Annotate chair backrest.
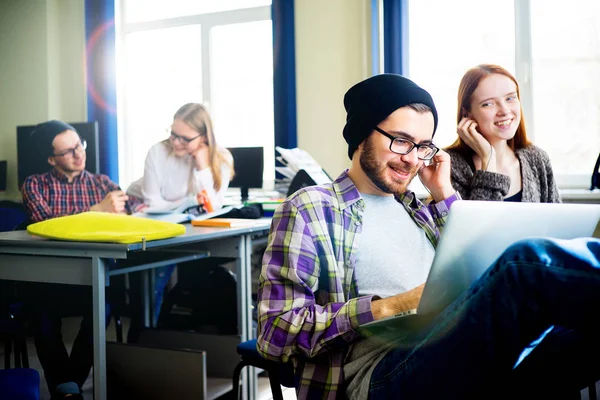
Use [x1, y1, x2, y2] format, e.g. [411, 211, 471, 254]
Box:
[0, 202, 28, 232]
[158, 263, 238, 334]
[591, 152, 600, 190]
[0, 368, 40, 400]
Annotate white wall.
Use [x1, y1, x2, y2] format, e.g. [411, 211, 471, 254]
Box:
[0, 0, 86, 201]
[295, 0, 372, 178]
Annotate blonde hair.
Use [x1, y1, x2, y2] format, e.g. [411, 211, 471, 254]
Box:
[165, 103, 234, 193]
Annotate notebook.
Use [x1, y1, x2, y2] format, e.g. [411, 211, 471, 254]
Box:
[133, 206, 234, 224]
[357, 200, 600, 335]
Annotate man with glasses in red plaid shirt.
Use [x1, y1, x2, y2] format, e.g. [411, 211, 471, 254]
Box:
[21, 120, 144, 400]
[22, 120, 140, 222]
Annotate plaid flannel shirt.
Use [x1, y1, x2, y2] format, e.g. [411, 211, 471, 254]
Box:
[22, 168, 144, 222]
[257, 170, 460, 399]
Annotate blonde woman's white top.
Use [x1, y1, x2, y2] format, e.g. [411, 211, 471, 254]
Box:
[127, 141, 232, 211]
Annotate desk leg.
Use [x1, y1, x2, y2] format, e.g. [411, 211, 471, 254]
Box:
[92, 257, 107, 400]
[142, 270, 150, 328]
[238, 234, 257, 400]
[150, 269, 156, 327]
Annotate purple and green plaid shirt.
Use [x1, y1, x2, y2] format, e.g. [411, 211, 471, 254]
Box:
[257, 170, 460, 399]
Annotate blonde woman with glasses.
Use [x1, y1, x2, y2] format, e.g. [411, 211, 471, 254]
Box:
[128, 102, 234, 212]
[125, 103, 234, 342]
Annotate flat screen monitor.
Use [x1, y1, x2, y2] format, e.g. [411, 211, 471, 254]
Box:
[227, 146, 264, 202]
[16, 121, 100, 189]
[0, 160, 6, 191]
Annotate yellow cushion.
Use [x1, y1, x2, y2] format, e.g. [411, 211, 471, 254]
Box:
[27, 212, 186, 244]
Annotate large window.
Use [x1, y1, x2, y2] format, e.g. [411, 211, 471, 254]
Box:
[407, 0, 600, 189]
[116, 1, 273, 190]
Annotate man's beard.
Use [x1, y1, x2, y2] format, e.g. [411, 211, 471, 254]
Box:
[56, 160, 85, 174]
[359, 137, 418, 195]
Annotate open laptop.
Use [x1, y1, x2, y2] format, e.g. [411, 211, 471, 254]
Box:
[357, 200, 600, 335]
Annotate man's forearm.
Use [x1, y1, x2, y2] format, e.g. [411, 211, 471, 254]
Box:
[371, 283, 424, 320]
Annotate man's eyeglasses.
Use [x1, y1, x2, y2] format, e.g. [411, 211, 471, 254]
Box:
[374, 127, 439, 160]
[168, 129, 202, 145]
[53, 140, 87, 158]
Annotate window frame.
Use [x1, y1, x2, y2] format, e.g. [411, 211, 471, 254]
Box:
[393, 0, 593, 190]
[115, 3, 272, 188]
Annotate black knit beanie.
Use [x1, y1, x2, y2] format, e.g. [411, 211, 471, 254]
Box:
[342, 74, 438, 159]
[31, 120, 78, 157]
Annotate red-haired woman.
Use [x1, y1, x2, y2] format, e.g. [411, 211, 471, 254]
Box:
[445, 64, 560, 202]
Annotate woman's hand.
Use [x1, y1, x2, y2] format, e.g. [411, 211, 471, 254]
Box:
[457, 117, 496, 172]
[191, 142, 210, 171]
[418, 149, 455, 202]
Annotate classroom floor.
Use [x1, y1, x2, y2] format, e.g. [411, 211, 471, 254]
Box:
[1, 316, 296, 400]
[5, 318, 597, 400]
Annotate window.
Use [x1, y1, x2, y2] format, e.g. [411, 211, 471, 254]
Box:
[407, 0, 600, 189]
[116, 1, 273, 190]
[123, 0, 271, 23]
[529, 0, 600, 187]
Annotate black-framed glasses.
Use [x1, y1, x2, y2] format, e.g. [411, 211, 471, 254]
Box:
[374, 127, 439, 160]
[53, 140, 87, 158]
[168, 129, 202, 145]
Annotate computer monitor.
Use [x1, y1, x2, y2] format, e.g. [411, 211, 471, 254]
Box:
[227, 146, 264, 202]
[16, 121, 100, 189]
[0, 160, 6, 191]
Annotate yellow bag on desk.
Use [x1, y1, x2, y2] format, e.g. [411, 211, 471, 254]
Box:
[27, 211, 186, 244]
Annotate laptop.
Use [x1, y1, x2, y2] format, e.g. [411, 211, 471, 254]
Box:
[357, 200, 600, 335]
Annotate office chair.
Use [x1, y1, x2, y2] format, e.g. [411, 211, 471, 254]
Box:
[0, 300, 29, 369]
[0, 205, 30, 369]
[0, 368, 40, 400]
[231, 338, 295, 400]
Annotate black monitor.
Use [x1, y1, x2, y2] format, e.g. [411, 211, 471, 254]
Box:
[227, 147, 264, 202]
[0, 160, 6, 191]
[16, 121, 100, 189]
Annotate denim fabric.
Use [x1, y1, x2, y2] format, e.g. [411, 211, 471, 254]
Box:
[369, 237, 600, 399]
[153, 264, 176, 322]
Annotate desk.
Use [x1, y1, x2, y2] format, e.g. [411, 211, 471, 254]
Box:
[559, 189, 600, 204]
[0, 221, 271, 400]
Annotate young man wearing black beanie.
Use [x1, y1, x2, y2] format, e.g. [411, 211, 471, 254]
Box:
[256, 74, 600, 399]
[20, 120, 144, 399]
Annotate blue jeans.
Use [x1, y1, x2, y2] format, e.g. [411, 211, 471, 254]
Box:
[153, 265, 176, 322]
[125, 264, 176, 344]
[369, 237, 600, 399]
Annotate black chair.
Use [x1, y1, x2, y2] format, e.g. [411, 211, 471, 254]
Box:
[0, 300, 29, 369]
[0, 368, 40, 400]
[0, 205, 30, 369]
[231, 338, 294, 400]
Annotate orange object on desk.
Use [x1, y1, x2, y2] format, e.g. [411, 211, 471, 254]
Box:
[191, 218, 260, 228]
[199, 189, 214, 212]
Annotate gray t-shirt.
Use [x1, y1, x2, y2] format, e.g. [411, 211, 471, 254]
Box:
[354, 194, 434, 297]
[344, 194, 435, 400]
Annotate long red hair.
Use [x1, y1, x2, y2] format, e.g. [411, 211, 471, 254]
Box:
[445, 64, 531, 155]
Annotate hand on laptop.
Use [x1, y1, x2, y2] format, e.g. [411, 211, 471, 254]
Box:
[371, 283, 424, 320]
